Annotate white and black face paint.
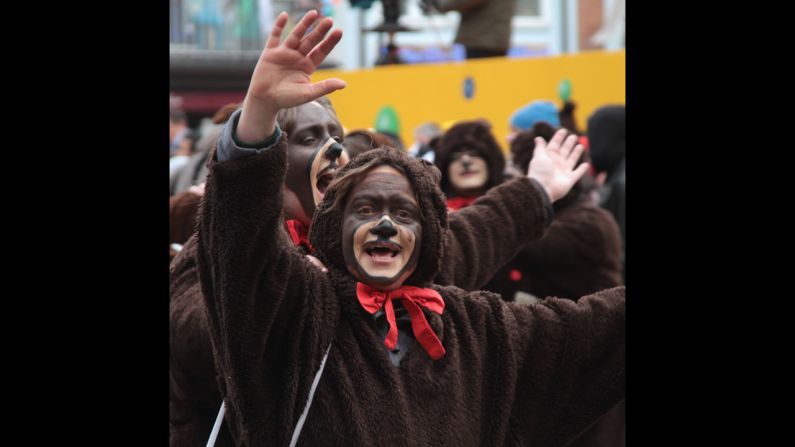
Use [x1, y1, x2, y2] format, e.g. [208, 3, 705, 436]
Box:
[448, 149, 488, 195]
[284, 102, 349, 223]
[341, 165, 422, 290]
[310, 137, 349, 207]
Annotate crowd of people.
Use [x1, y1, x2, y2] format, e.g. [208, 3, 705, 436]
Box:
[170, 10, 626, 447]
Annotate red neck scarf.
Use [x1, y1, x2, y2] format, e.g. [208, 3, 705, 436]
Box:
[285, 219, 313, 253]
[446, 195, 478, 211]
[356, 282, 446, 360]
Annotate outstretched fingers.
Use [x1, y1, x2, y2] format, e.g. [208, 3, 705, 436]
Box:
[546, 129, 569, 154]
[307, 28, 343, 67]
[297, 17, 334, 55]
[283, 10, 319, 49]
[570, 162, 590, 183]
[265, 12, 288, 49]
[559, 134, 579, 160]
[566, 144, 585, 170]
[304, 78, 347, 103]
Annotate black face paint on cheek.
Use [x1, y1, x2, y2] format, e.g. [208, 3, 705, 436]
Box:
[342, 219, 372, 282]
[285, 145, 317, 219]
[341, 166, 422, 289]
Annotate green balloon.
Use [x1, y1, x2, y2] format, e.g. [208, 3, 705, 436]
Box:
[374, 106, 400, 135]
[559, 79, 573, 102]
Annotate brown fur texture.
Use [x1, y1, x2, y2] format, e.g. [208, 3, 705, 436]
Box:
[170, 191, 202, 246]
[495, 125, 626, 447]
[193, 139, 625, 446]
[486, 203, 622, 300]
[170, 239, 234, 446]
[169, 170, 551, 446]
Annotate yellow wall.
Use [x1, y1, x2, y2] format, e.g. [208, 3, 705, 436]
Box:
[313, 50, 625, 152]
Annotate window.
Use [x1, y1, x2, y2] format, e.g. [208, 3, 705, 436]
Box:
[515, 0, 541, 17]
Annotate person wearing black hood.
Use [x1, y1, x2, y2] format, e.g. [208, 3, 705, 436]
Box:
[434, 119, 507, 211]
[587, 105, 625, 278]
[193, 11, 625, 446]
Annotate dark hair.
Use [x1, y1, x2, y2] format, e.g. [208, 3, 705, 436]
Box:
[212, 102, 242, 124]
[510, 122, 557, 175]
[558, 100, 581, 135]
[343, 130, 395, 160]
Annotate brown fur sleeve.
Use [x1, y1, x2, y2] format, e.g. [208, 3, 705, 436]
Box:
[515, 204, 623, 299]
[195, 135, 338, 442]
[438, 176, 547, 290]
[507, 286, 626, 445]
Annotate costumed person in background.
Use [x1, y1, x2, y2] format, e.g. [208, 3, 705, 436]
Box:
[587, 104, 625, 279]
[485, 122, 625, 447]
[434, 119, 506, 211]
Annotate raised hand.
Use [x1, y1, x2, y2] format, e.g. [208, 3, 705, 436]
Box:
[527, 129, 590, 202]
[236, 11, 346, 144]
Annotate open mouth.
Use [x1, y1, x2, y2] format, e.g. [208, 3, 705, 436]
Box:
[316, 169, 336, 199]
[363, 240, 401, 261]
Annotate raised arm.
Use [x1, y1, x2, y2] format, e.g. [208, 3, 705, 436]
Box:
[193, 12, 345, 438]
[438, 128, 590, 290]
[235, 11, 345, 145]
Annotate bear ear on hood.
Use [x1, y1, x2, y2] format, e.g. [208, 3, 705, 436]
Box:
[419, 158, 442, 185]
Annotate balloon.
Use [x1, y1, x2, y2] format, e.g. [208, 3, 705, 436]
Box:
[374, 106, 400, 135]
[559, 79, 572, 102]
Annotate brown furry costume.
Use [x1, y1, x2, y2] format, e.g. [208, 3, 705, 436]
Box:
[169, 167, 552, 446]
[486, 123, 620, 302]
[194, 138, 624, 446]
[485, 125, 625, 447]
[170, 131, 553, 446]
[170, 191, 202, 246]
[170, 240, 235, 446]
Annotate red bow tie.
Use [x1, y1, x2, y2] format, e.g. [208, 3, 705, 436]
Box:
[286, 219, 313, 253]
[446, 195, 478, 211]
[356, 283, 446, 360]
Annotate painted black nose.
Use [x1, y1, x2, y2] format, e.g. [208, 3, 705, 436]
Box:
[325, 142, 344, 160]
[461, 159, 472, 170]
[370, 218, 398, 238]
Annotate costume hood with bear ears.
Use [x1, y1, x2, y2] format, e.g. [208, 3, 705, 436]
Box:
[309, 147, 448, 288]
[434, 120, 505, 197]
